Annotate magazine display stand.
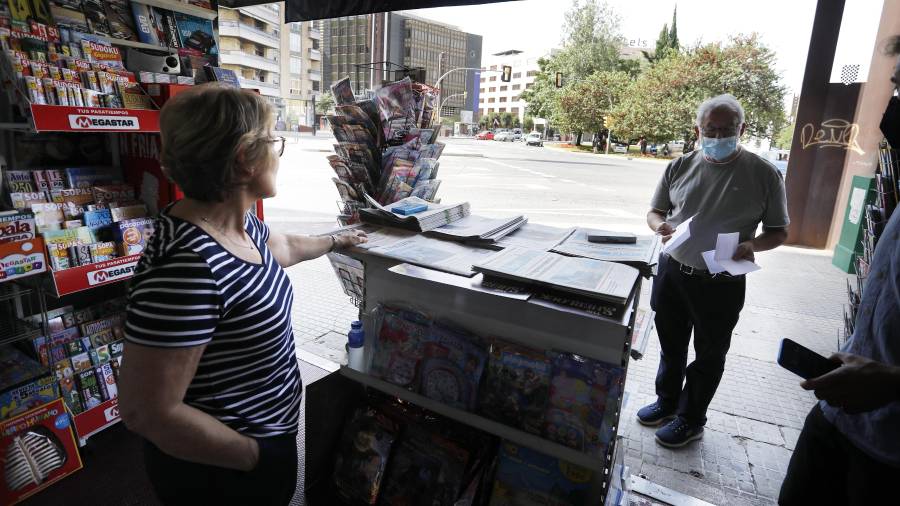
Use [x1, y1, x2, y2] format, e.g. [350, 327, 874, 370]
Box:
[309, 249, 641, 505]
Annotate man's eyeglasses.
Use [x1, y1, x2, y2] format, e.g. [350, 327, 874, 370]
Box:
[269, 136, 286, 157]
[701, 127, 739, 138]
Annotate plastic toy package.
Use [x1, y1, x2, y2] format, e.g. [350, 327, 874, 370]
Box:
[543, 352, 624, 457]
[488, 441, 593, 506]
[332, 407, 398, 505]
[370, 306, 431, 389]
[378, 426, 471, 506]
[477, 340, 551, 435]
[417, 322, 488, 411]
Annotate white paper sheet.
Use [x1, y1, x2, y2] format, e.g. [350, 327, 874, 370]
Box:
[701, 232, 761, 275]
[661, 215, 694, 253]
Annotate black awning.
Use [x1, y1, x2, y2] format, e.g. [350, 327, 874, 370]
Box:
[219, 0, 517, 22]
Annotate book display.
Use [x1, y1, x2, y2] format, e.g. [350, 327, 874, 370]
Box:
[0, 3, 224, 503]
[846, 141, 898, 340]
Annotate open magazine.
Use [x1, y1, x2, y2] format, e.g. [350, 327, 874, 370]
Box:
[472, 247, 640, 306]
[359, 195, 470, 232]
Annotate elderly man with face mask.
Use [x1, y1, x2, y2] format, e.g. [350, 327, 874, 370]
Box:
[637, 94, 789, 448]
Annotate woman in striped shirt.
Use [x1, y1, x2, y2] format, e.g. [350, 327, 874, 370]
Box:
[117, 84, 365, 505]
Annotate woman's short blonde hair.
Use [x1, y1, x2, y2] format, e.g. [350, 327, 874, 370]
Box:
[159, 84, 274, 202]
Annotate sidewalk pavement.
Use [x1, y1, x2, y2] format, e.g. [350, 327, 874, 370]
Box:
[274, 218, 848, 506]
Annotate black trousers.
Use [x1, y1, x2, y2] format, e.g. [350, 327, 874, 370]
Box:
[143, 433, 298, 506]
[779, 405, 899, 505]
[650, 253, 745, 426]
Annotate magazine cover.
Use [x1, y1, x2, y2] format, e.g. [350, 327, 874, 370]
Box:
[418, 323, 488, 411]
[489, 441, 593, 506]
[332, 407, 398, 505]
[81, 0, 110, 36]
[379, 427, 470, 506]
[103, 0, 137, 41]
[375, 77, 417, 145]
[330, 76, 355, 105]
[370, 307, 430, 388]
[478, 340, 551, 434]
[130, 2, 161, 46]
[174, 12, 216, 54]
[544, 352, 624, 457]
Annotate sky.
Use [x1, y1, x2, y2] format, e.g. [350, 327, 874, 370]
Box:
[412, 0, 821, 95]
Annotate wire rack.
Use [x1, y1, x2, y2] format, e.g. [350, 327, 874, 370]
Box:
[0, 284, 42, 346]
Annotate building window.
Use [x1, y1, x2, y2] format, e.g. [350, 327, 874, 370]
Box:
[480, 77, 485, 83]
[527, 70, 538, 77]
[512, 84, 521, 90]
[479, 98, 484, 103]
[489, 65, 497, 71]
[489, 76, 496, 82]
[513, 72, 521, 79]
[499, 97, 507, 102]
[290, 56, 301, 73]
[499, 107, 506, 112]
[526, 83, 534, 89]
[489, 87, 496, 92]
[312, 39, 319, 50]
[312, 81, 320, 91]
[488, 98, 495, 103]
[512, 107, 519, 114]
[479, 108, 485, 115]
[500, 85, 507, 91]
[479, 88, 485, 93]
[290, 33, 302, 52]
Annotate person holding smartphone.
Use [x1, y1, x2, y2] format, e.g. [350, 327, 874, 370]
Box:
[779, 35, 900, 505]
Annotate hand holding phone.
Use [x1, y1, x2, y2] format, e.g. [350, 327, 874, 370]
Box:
[777, 338, 840, 380]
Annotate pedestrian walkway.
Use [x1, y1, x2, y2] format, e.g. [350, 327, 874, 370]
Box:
[276, 218, 848, 506]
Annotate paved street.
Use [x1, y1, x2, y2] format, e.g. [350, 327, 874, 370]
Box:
[268, 136, 848, 505]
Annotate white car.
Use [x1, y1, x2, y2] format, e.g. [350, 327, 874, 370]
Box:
[613, 143, 628, 154]
[494, 131, 513, 142]
[525, 132, 543, 146]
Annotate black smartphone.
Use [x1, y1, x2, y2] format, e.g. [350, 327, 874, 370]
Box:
[777, 338, 840, 380]
[587, 232, 637, 244]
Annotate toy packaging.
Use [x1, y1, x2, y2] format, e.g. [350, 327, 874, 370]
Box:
[371, 306, 430, 388]
[379, 426, 471, 506]
[489, 441, 593, 506]
[332, 407, 398, 505]
[544, 352, 624, 458]
[0, 375, 58, 420]
[418, 322, 488, 411]
[478, 340, 552, 435]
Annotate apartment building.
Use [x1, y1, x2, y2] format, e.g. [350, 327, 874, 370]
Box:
[478, 49, 551, 121]
[218, 3, 323, 127]
[323, 13, 482, 118]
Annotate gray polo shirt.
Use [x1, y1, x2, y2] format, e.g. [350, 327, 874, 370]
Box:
[650, 148, 789, 269]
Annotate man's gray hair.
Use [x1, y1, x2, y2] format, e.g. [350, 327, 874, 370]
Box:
[696, 94, 745, 127]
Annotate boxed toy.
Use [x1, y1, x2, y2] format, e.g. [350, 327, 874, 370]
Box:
[489, 441, 593, 506]
[478, 340, 552, 435]
[113, 217, 153, 256]
[0, 212, 35, 243]
[0, 398, 83, 505]
[0, 375, 58, 420]
[379, 426, 471, 506]
[544, 352, 624, 458]
[332, 407, 398, 505]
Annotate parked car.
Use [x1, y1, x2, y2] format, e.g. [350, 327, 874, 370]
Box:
[475, 131, 494, 140]
[612, 143, 628, 154]
[525, 132, 543, 147]
[512, 128, 523, 141]
[494, 131, 513, 142]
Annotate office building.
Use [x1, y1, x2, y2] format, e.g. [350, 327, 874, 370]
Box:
[323, 13, 482, 119]
[478, 49, 553, 121]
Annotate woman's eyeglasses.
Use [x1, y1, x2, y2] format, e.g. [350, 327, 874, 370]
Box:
[269, 136, 286, 157]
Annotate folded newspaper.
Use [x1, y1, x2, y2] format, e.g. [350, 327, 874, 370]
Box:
[366, 234, 497, 277]
[360, 195, 470, 232]
[473, 247, 640, 305]
[428, 214, 527, 243]
[552, 228, 662, 275]
[495, 223, 575, 251]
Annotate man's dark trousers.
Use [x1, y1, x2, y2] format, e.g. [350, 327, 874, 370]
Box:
[650, 253, 746, 426]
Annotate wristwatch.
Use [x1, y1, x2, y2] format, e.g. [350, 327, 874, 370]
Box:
[329, 234, 337, 252]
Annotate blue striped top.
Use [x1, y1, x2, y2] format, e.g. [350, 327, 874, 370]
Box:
[124, 208, 302, 437]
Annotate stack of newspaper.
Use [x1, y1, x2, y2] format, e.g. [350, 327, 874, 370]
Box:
[428, 214, 528, 244]
[359, 196, 470, 233]
[551, 228, 662, 277]
[473, 247, 640, 318]
[327, 76, 444, 225]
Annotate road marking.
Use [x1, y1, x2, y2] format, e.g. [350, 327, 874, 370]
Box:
[485, 158, 522, 170]
[561, 179, 578, 184]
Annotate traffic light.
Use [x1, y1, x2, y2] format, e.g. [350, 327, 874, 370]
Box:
[501, 65, 512, 83]
[555, 72, 563, 88]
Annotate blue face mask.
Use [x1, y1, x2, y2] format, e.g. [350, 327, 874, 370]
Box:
[701, 136, 739, 161]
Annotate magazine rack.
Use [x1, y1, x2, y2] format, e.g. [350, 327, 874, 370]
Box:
[307, 251, 640, 505]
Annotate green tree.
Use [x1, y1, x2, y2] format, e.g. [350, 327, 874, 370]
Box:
[523, 116, 535, 132]
[642, 7, 679, 64]
[668, 7, 679, 51]
[315, 93, 334, 114]
[611, 34, 786, 144]
[500, 112, 515, 129]
[555, 70, 631, 139]
[776, 117, 795, 149]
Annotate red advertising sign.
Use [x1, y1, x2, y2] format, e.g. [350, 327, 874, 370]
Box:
[72, 398, 120, 443]
[30, 104, 160, 133]
[0, 238, 46, 282]
[50, 254, 141, 296]
[0, 398, 83, 505]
